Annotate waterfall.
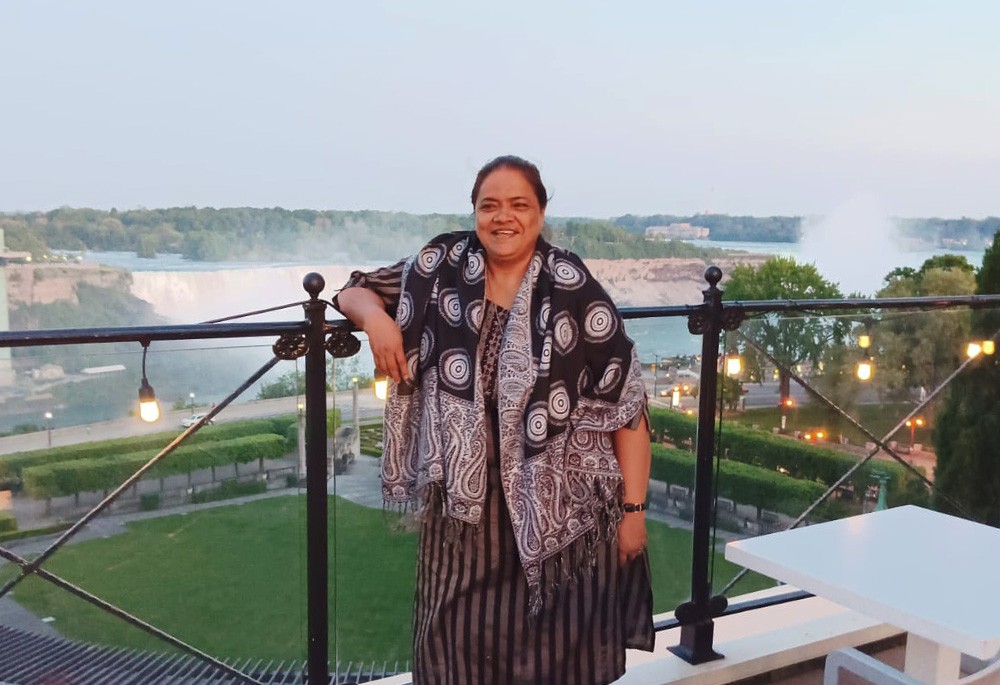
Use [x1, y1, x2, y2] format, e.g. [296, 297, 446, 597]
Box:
[130, 265, 360, 323]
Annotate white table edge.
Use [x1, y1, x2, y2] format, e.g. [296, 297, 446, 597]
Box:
[725, 542, 1000, 660]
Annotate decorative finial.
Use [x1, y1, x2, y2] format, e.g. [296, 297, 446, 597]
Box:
[704, 266, 723, 287]
[302, 272, 325, 299]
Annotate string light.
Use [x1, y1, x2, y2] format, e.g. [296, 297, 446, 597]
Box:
[856, 352, 873, 381]
[373, 372, 388, 401]
[725, 348, 742, 377]
[138, 342, 160, 423]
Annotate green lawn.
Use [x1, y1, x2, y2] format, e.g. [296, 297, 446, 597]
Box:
[730, 402, 925, 447]
[3, 496, 771, 662]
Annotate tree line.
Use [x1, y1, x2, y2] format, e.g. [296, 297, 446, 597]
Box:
[615, 213, 1000, 247]
[0, 207, 735, 263]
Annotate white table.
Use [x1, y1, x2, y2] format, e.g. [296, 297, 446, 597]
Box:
[725, 505, 1000, 683]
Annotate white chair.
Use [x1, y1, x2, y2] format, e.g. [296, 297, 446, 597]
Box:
[824, 647, 1000, 685]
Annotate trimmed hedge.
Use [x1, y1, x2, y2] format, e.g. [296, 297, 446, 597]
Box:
[190, 479, 267, 504]
[0, 512, 16, 534]
[0, 522, 72, 543]
[0, 418, 294, 480]
[650, 408, 929, 507]
[22, 434, 287, 499]
[650, 444, 827, 519]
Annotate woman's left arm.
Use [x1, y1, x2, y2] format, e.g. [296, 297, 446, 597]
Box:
[613, 415, 651, 567]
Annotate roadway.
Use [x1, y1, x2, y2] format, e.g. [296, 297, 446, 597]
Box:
[0, 390, 385, 455]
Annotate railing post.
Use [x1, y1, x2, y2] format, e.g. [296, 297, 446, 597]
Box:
[669, 266, 731, 664]
[302, 273, 329, 685]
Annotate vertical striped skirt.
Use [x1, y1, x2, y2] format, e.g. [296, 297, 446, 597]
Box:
[412, 458, 654, 685]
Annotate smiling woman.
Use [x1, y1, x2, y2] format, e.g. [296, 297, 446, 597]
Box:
[333, 155, 654, 685]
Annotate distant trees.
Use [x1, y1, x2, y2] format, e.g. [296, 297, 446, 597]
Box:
[897, 217, 1000, 249]
[550, 220, 726, 260]
[0, 207, 471, 264]
[722, 257, 846, 404]
[612, 214, 802, 242]
[933, 231, 1000, 524]
[870, 256, 977, 400]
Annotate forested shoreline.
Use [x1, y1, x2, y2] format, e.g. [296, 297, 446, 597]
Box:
[1, 206, 995, 263]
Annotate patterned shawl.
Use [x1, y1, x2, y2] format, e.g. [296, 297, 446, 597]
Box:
[382, 231, 646, 609]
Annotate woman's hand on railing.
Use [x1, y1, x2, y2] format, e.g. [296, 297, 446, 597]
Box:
[364, 309, 409, 384]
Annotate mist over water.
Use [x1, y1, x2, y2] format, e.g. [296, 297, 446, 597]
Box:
[799, 195, 901, 296]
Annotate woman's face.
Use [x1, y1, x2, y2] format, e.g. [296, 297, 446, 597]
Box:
[474, 166, 545, 267]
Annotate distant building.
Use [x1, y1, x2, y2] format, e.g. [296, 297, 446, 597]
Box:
[32, 364, 65, 381]
[645, 223, 710, 240]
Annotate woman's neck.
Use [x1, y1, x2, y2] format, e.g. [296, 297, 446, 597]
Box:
[485, 256, 532, 309]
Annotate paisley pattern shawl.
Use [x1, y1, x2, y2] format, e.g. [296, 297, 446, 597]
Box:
[381, 231, 647, 607]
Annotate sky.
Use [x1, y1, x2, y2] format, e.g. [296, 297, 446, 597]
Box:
[2, 1, 999, 219]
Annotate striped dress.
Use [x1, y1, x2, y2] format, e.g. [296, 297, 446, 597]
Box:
[336, 265, 654, 685]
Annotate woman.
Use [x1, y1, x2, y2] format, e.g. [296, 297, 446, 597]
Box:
[335, 156, 653, 685]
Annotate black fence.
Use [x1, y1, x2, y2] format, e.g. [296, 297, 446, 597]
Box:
[1, 268, 999, 684]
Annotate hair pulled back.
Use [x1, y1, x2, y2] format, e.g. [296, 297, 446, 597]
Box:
[470, 155, 549, 211]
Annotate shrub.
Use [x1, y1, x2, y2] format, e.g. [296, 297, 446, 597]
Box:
[22, 434, 287, 499]
[650, 444, 828, 519]
[0, 418, 289, 480]
[0, 522, 72, 543]
[0, 512, 17, 534]
[190, 479, 267, 504]
[139, 493, 161, 511]
[649, 408, 927, 507]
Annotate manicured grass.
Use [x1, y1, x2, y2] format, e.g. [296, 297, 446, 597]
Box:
[5, 496, 771, 662]
[730, 402, 925, 448]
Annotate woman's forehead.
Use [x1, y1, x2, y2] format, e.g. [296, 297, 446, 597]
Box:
[477, 167, 536, 201]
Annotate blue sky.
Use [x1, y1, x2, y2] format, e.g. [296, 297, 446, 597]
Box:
[1, 1, 998, 218]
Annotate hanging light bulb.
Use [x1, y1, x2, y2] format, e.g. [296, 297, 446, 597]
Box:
[856, 353, 873, 381]
[858, 334, 871, 350]
[725, 349, 742, 377]
[967, 342, 983, 359]
[983, 340, 996, 356]
[137, 343, 160, 423]
[139, 379, 160, 422]
[373, 371, 388, 401]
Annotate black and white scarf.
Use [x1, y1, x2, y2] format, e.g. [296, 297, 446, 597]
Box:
[382, 231, 646, 609]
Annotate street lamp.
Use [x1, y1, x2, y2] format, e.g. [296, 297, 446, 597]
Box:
[351, 377, 360, 454]
[780, 397, 794, 431]
[967, 340, 996, 358]
[905, 417, 925, 447]
[189, 392, 196, 413]
[43, 411, 53, 447]
[296, 402, 305, 481]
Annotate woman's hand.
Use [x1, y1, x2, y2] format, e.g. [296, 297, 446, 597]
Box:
[617, 511, 647, 567]
[364, 309, 409, 384]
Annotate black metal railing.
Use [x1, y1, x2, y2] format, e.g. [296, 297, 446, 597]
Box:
[1, 267, 999, 683]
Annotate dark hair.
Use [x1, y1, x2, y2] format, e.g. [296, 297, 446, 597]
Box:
[470, 155, 549, 211]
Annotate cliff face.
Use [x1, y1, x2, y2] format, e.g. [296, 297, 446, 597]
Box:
[585, 254, 770, 307]
[5, 264, 132, 306]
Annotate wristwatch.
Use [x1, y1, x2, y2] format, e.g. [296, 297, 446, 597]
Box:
[623, 502, 646, 513]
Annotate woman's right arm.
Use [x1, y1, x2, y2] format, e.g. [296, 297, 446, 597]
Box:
[335, 288, 410, 383]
